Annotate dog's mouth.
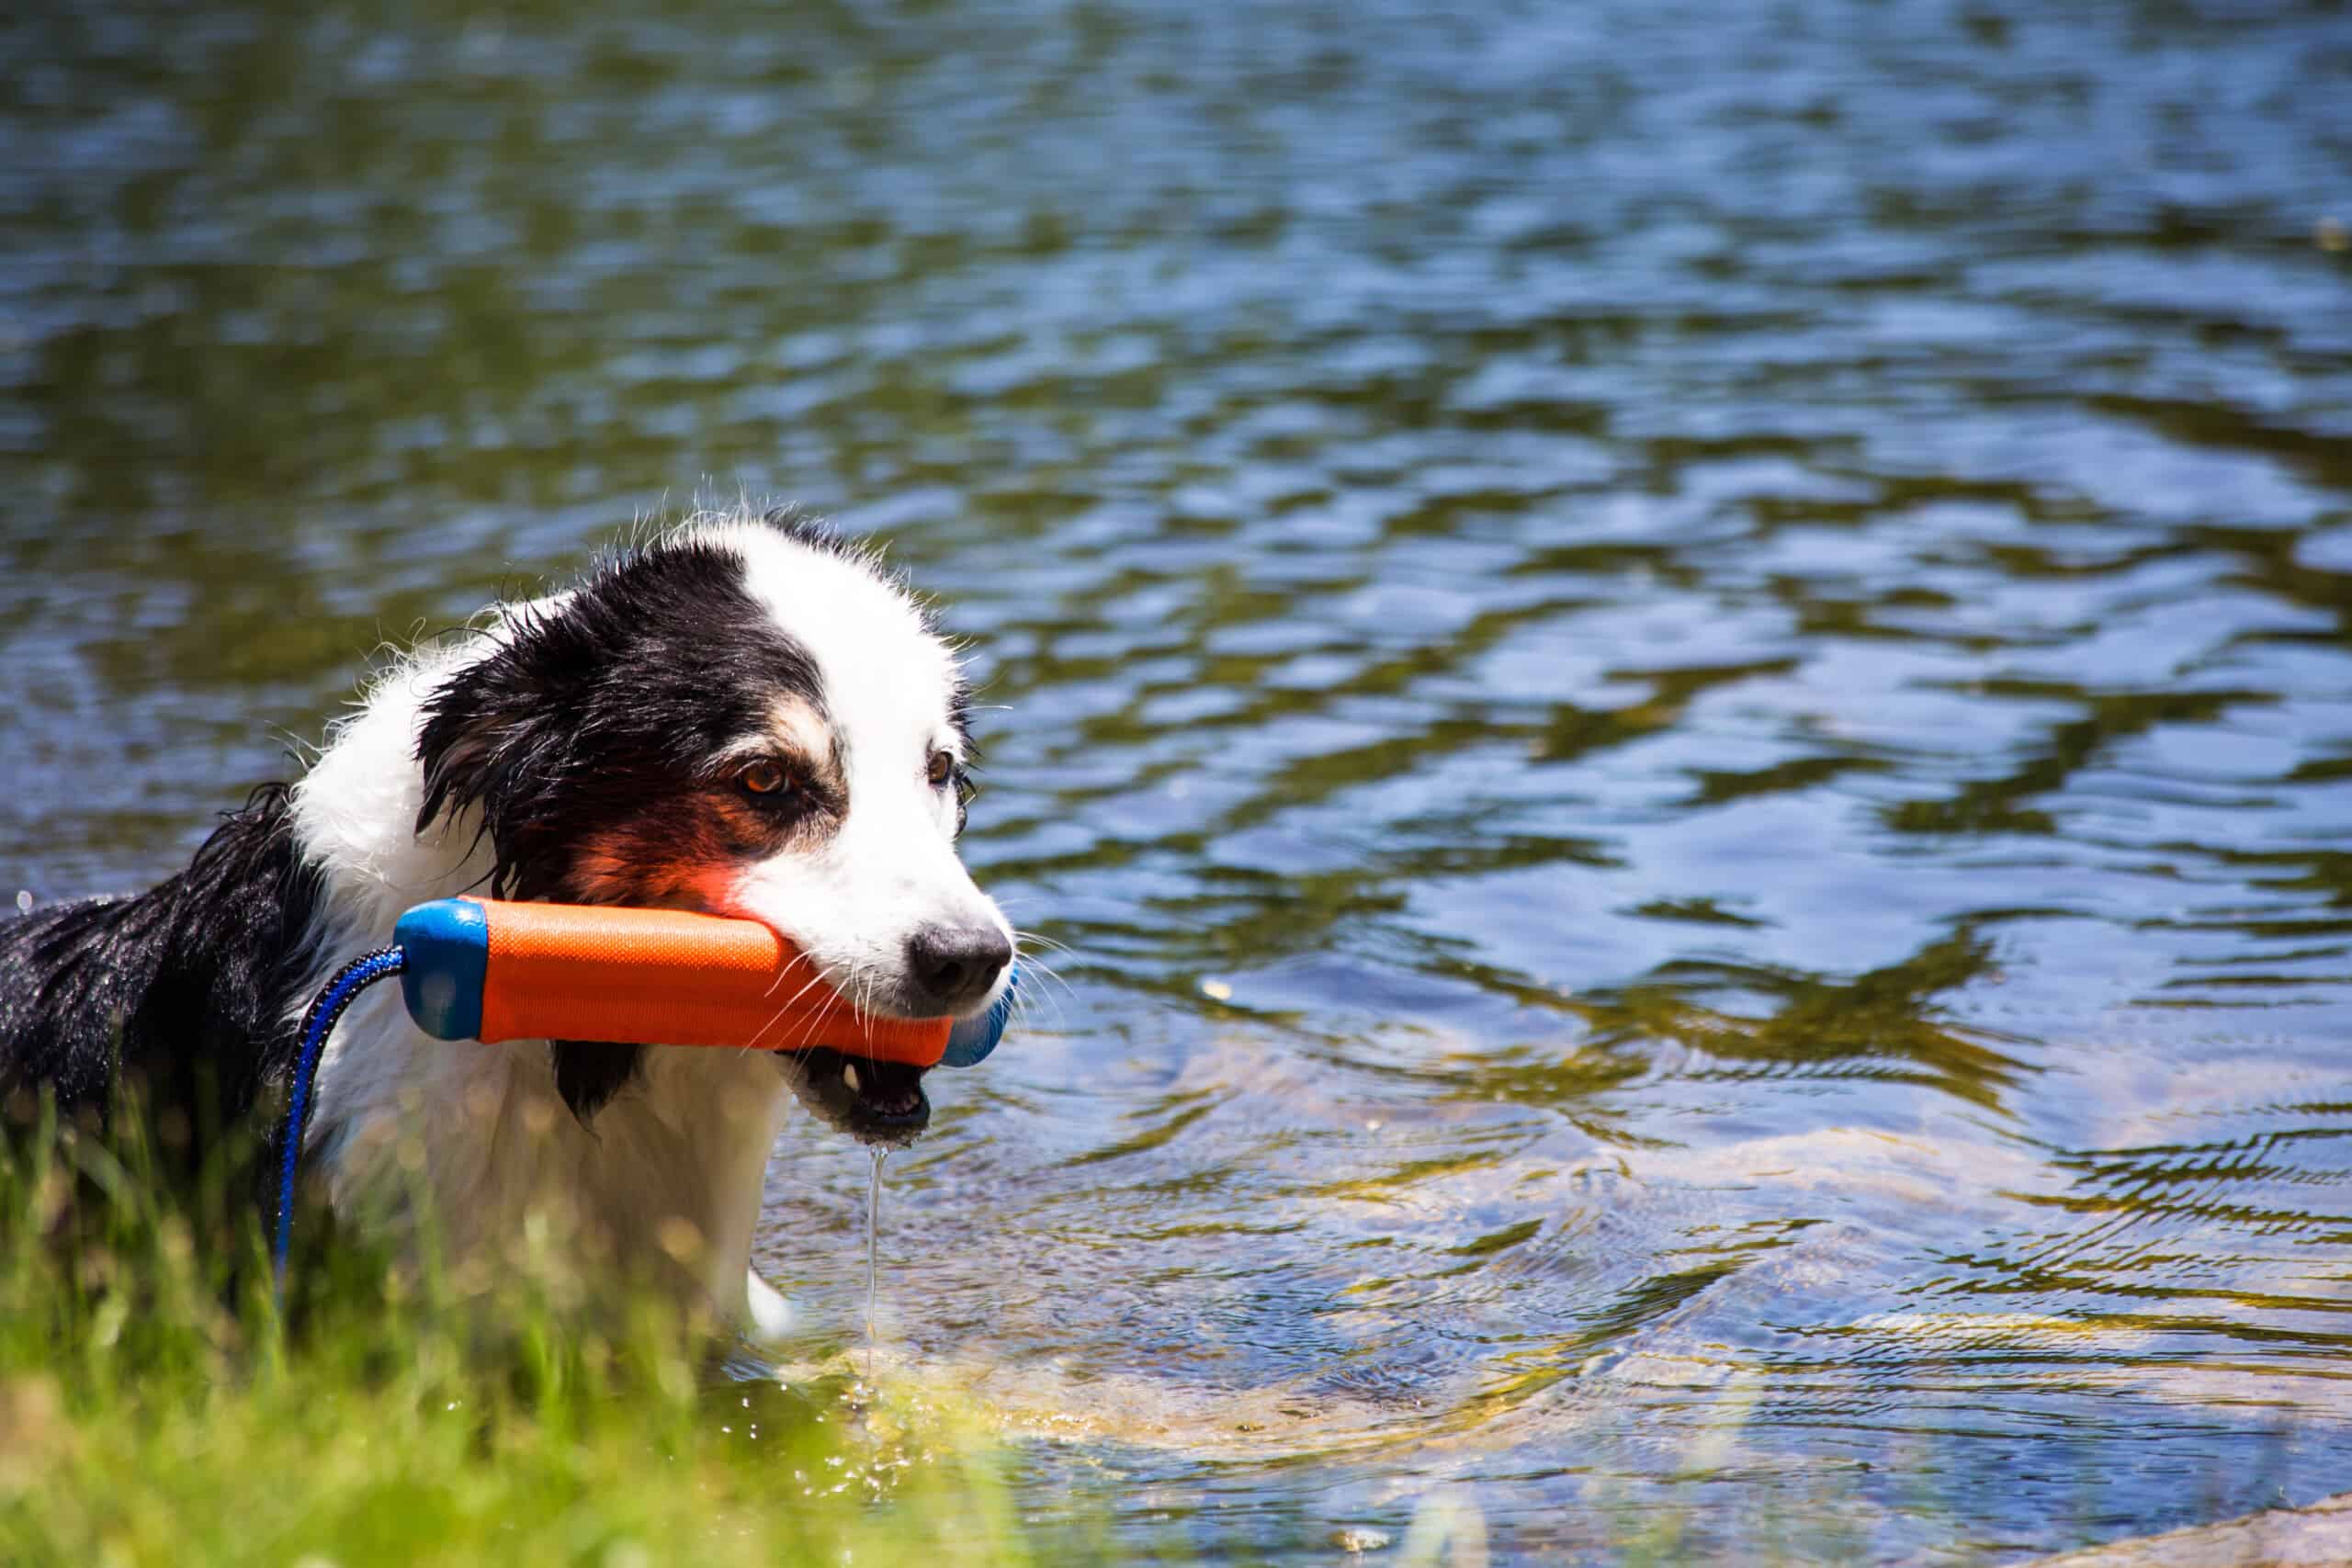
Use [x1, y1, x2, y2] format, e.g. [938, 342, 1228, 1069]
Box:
[779, 1048, 931, 1146]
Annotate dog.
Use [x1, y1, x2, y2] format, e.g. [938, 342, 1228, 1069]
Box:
[0, 506, 1013, 1333]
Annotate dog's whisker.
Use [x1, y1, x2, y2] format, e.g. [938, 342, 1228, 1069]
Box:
[1010, 928, 1076, 957]
[1007, 988, 1072, 1032]
[752, 964, 833, 1033]
[745, 966, 837, 1052]
[1009, 948, 1079, 1007]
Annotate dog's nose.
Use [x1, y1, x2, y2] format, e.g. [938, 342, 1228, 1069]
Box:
[905, 924, 1012, 1012]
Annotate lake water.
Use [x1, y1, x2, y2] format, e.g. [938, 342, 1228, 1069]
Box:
[5, 0, 2351, 1559]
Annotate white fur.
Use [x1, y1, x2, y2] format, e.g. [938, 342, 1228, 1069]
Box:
[701, 519, 1012, 1020]
[287, 514, 1008, 1328]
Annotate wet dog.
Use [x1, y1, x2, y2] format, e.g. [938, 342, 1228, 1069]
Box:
[0, 508, 1012, 1331]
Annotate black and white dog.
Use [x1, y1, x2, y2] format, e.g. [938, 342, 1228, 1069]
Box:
[0, 508, 1013, 1332]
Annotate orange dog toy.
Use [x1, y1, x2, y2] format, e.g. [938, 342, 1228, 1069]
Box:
[393, 897, 951, 1066]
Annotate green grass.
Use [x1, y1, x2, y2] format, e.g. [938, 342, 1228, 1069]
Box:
[0, 1104, 1049, 1568]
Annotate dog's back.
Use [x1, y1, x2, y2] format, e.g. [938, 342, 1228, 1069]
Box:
[0, 784, 322, 1145]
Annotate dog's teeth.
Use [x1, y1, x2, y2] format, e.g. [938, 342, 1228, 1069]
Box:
[842, 1063, 861, 1095]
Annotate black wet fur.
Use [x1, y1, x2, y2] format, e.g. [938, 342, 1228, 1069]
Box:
[0, 784, 322, 1171]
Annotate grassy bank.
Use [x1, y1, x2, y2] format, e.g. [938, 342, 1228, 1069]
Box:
[0, 1109, 1046, 1568]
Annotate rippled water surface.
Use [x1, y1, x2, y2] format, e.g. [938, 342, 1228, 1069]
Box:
[6, 0, 2352, 1559]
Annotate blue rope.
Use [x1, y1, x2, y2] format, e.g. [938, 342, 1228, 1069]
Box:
[273, 945, 405, 1303]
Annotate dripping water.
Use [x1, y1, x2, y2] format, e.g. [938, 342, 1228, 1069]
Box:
[864, 1147, 886, 1383]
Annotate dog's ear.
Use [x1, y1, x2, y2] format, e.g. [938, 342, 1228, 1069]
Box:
[413, 539, 799, 894]
[415, 607, 650, 1122]
[413, 603, 599, 899]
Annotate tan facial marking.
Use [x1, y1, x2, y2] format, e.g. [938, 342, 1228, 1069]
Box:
[561, 695, 850, 908]
[766, 695, 846, 799]
[568, 828, 729, 908]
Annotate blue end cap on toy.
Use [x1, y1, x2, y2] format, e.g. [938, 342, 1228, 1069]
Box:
[941, 964, 1016, 1068]
[392, 898, 489, 1042]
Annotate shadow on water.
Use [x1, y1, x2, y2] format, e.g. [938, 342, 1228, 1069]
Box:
[6, 0, 2352, 1558]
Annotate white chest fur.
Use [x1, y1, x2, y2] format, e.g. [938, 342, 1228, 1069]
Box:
[307, 985, 789, 1318]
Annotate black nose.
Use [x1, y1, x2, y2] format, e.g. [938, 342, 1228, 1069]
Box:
[905, 924, 1012, 1011]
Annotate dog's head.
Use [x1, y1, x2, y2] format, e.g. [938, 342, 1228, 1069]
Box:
[412, 510, 1010, 1142]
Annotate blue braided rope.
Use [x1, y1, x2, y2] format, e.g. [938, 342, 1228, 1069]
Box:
[273, 945, 405, 1301]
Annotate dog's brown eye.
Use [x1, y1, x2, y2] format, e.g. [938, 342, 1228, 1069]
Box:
[738, 761, 791, 797]
[926, 750, 955, 787]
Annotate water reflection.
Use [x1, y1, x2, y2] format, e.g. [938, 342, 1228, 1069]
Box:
[6, 0, 2352, 1558]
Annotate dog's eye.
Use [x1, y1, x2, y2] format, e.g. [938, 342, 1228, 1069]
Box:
[926, 750, 956, 787]
[738, 761, 793, 797]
